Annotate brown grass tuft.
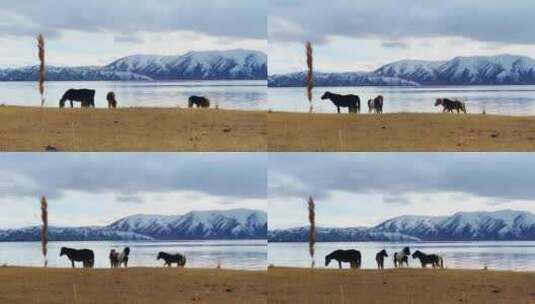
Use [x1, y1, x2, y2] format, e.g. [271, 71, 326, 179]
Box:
[40, 196, 48, 267]
[307, 196, 316, 268]
[37, 34, 46, 107]
[306, 41, 314, 113]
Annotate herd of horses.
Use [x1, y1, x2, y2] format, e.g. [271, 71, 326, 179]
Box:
[60, 246, 187, 269]
[58, 88, 210, 109]
[321, 91, 467, 114]
[325, 247, 444, 270]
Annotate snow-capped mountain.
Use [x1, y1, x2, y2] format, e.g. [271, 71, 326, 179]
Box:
[269, 54, 535, 87]
[268, 210, 535, 242]
[0, 209, 267, 242]
[268, 71, 419, 87]
[0, 49, 267, 81]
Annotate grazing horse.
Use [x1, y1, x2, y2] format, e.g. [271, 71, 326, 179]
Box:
[106, 91, 118, 109]
[157, 251, 187, 268]
[434, 98, 466, 114]
[375, 249, 388, 269]
[59, 89, 95, 108]
[368, 95, 384, 114]
[412, 250, 444, 269]
[60, 247, 94, 268]
[109, 247, 130, 268]
[321, 92, 360, 114]
[325, 249, 361, 269]
[188, 96, 210, 108]
[393, 247, 411, 268]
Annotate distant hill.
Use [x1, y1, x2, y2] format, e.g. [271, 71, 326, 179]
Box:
[269, 54, 535, 87]
[0, 209, 267, 241]
[269, 210, 535, 242]
[0, 49, 267, 81]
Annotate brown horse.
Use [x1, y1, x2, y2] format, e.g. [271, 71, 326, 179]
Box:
[435, 98, 466, 113]
[106, 92, 118, 109]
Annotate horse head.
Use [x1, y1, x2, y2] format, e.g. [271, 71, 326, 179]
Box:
[156, 251, 164, 260]
[411, 250, 421, 259]
[381, 249, 388, 257]
[434, 98, 443, 106]
[59, 99, 66, 108]
[325, 255, 332, 266]
[403, 247, 411, 255]
[59, 247, 67, 256]
[123, 247, 130, 256]
[321, 92, 332, 100]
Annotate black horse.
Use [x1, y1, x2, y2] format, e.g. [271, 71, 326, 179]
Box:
[325, 249, 361, 269]
[106, 91, 118, 109]
[321, 92, 360, 114]
[368, 95, 384, 114]
[60, 89, 95, 108]
[60, 247, 94, 268]
[157, 251, 187, 268]
[375, 249, 388, 269]
[188, 96, 210, 108]
[412, 250, 444, 268]
[434, 98, 466, 113]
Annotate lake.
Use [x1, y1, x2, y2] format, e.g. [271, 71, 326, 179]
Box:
[266, 86, 535, 115]
[269, 241, 535, 271]
[0, 240, 266, 270]
[0, 80, 266, 109]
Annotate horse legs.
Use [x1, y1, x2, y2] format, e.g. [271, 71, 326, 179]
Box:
[71, 260, 75, 269]
[337, 106, 341, 114]
[70, 100, 74, 108]
[338, 261, 342, 269]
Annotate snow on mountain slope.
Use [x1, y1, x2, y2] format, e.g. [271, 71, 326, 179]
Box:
[269, 54, 535, 86]
[0, 49, 267, 81]
[0, 209, 267, 242]
[268, 210, 535, 242]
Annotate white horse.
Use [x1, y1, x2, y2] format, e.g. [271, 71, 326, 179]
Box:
[393, 247, 411, 268]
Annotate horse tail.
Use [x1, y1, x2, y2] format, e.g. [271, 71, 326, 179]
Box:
[440, 256, 444, 269]
[393, 252, 397, 267]
[461, 102, 467, 113]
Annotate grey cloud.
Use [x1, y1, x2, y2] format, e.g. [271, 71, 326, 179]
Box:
[0, 0, 266, 40]
[0, 153, 267, 201]
[270, 0, 535, 45]
[382, 41, 409, 49]
[269, 153, 535, 203]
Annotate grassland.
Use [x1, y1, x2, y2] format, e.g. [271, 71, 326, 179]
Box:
[0, 267, 267, 304]
[268, 267, 535, 304]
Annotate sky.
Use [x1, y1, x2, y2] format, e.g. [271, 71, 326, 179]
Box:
[0, 153, 267, 229]
[269, 153, 535, 229]
[269, 0, 535, 74]
[0, 0, 267, 68]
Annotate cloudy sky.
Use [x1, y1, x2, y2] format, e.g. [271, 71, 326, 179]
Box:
[0, 0, 266, 68]
[0, 153, 267, 229]
[269, 0, 535, 74]
[269, 153, 535, 229]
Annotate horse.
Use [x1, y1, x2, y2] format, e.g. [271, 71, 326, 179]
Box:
[434, 98, 466, 114]
[325, 249, 361, 269]
[157, 251, 186, 268]
[321, 92, 360, 114]
[368, 95, 384, 114]
[106, 91, 118, 109]
[59, 89, 95, 108]
[188, 96, 210, 108]
[60, 247, 94, 268]
[375, 249, 388, 269]
[109, 247, 130, 268]
[393, 247, 411, 268]
[412, 250, 444, 269]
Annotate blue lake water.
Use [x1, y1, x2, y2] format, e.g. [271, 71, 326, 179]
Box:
[0, 240, 266, 270]
[266, 86, 535, 115]
[0, 80, 266, 109]
[269, 241, 535, 271]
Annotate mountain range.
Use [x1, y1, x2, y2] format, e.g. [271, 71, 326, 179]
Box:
[0, 49, 267, 81]
[268, 210, 535, 242]
[0, 209, 267, 242]
[268, 54, 535, 87]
